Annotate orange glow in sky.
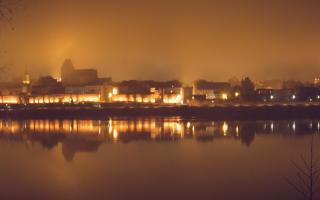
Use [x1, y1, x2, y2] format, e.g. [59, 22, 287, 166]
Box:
[1, 0, 320, 82]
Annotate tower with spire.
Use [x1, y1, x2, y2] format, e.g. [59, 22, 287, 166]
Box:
[61, 58, 75, 83]
[21, 69, 30, 94]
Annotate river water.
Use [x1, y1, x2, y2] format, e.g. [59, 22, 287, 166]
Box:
[0, 118, 319, 200]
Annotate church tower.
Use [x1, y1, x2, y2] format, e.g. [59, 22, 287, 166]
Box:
[61, 58, 75, 84]
[22, 70, 30, 94]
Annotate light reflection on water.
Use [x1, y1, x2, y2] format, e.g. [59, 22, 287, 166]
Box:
[0, 118, 319, 200]
[0, 118, 318, 161]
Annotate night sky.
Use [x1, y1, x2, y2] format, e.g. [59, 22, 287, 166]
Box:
[1, 0, 320, 83]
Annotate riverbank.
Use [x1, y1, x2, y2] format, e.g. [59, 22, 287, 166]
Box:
[0, 103, 319, 120]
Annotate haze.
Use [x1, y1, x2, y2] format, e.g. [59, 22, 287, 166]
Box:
[1, 0, 320, 82]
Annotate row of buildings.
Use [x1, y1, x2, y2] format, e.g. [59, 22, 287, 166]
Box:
[0, 59, 320, 105]
[0, 59, 239, 104]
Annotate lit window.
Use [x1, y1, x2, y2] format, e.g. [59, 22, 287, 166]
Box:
[112, 88, 118, 95]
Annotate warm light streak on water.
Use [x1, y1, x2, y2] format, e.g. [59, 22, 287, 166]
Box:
[0, 118, 319, 200]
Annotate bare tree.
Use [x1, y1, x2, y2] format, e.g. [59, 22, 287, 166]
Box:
[0, 0, 21, 30]
[286, 136, 320, 200]
[0, 0, 21, 77]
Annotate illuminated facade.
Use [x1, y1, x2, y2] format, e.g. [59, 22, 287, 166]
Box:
[28, 94, 101, 104]
[163, 93, 183, 104]
[109, 80, 185, 104]
[110, 93, 158, 103]
[0, 96, 20, 104]
[193, 80, 232, 101]
[109, 87, 184, 104]
[0, 61, 187, 105]
[21, 72, 31, 94]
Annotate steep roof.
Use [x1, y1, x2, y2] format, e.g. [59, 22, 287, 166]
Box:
[62, 58, 74, 71]
[195, 80, 231, 90]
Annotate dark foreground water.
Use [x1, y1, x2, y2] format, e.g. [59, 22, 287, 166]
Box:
[0, 118, 319, 200]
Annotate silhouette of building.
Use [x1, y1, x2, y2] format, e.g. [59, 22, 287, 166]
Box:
[296, 86, 320, 101]
[31, 76, 64, 95]
[61, 59, 99, 86]
[255, 79, 283, 90]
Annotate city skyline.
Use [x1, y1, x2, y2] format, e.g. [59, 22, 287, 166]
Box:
[2, 58, 320, 85]
[2, 2, 320, 200]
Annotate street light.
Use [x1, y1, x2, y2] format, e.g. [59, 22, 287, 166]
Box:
[270, 95, 274, 100]
[222, 93, 228, 100]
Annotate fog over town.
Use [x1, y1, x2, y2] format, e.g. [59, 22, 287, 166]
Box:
[1, 0, 320, 82]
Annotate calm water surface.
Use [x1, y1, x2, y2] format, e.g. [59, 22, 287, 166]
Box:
[0, 118, 319, 200]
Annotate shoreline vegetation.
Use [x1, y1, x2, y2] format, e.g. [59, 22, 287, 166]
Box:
[0, 102, 320, 120]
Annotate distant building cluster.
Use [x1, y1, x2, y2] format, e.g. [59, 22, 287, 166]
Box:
[0, 59, 320, 105]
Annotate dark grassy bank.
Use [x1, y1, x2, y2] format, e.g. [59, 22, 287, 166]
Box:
[0, 103, 319, 120]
